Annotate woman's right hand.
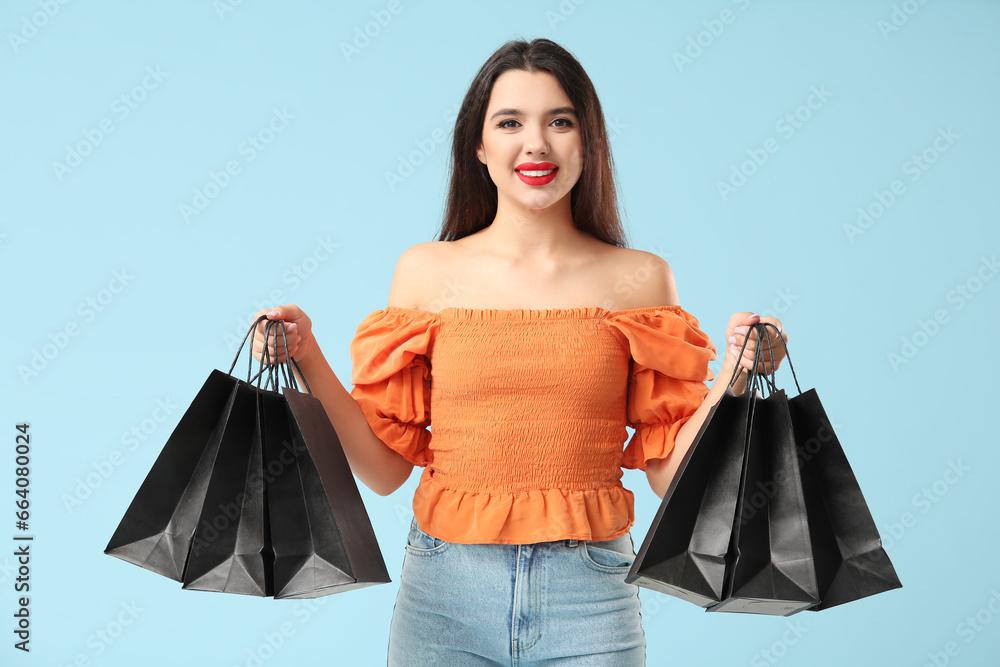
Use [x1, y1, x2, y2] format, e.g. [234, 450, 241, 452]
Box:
[250, 304, 314, 364]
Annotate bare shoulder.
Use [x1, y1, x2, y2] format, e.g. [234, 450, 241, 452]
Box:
[605, 246, 680, 308]
[386, 241, 451, 309]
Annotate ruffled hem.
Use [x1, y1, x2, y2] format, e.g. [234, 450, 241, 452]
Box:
[351, 397, 433, 467]
[411, 472, 636, 544]
[621, 417, 693, 471]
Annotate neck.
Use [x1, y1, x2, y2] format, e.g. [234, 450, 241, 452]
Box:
[479, 192, 582, 263]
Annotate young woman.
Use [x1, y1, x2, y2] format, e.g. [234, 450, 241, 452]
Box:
[253, 38, 787, 666]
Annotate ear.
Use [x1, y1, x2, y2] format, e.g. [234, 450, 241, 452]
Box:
[476, 142, 486, 165]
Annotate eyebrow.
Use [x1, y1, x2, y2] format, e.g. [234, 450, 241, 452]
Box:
[488, 106, 578, 122]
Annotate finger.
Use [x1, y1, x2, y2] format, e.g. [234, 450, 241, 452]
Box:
[266, 304, 304, 322]
[733, 338, 780, 366]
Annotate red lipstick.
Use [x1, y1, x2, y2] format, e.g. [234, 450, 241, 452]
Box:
[515, 161, 558, 186]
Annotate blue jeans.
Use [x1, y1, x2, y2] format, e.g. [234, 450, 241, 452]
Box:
[387, 517, 646, 666]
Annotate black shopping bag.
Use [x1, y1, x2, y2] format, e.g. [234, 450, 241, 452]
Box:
[261, 321, 391, 598]
[105, 316, 275, 583]
[711, 322, 900, 614]
[181, 381, 273, 596]
[624, 380, 753, 607]
[778, 337, 901, 610]
[708, 329, 819, 614]
[103, 370, 240, 581]
[107, 315, 391, 598]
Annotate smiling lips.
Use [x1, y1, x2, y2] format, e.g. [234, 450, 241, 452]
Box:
[515, 161, 558, 185]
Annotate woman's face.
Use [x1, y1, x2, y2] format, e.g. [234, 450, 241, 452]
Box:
[476, 69, 583, 215]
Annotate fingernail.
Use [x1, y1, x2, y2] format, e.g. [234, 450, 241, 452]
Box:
[287, 323, 297, 331]
[728, 335, 736, 344]
[734, 326, 748, 335]
[730, 343, 739, 357]
[267, 310, 279, 317]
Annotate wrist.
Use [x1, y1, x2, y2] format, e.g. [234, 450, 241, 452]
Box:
[714, 355, 746, 395]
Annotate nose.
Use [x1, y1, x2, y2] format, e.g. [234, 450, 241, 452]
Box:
[523, 122, 549, 156]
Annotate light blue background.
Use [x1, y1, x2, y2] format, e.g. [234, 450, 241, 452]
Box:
[2, 0, 998, 665]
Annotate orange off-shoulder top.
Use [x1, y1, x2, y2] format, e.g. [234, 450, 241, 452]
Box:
[349, 305, 718, 545]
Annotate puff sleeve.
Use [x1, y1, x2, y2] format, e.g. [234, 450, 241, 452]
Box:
[349, 308, 438, 467]
[605, 306, 718, 472]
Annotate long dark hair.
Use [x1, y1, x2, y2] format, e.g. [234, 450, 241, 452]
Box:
[438, 38, 629, 248]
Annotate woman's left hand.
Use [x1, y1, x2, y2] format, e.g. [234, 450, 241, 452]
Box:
[724, 312, 788, 375]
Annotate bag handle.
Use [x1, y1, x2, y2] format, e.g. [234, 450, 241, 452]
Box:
[228, 314, 269, 378]
[260, 318, 313, 395]
[726, 321, 801, 396]
[727, 324, 774, 394]
[226, 314, 313, 394]
[262, 319, 293, 392]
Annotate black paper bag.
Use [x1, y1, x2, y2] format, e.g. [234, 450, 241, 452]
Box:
[107, 315, 392, 599]
[181, 381, 274, 596]
[624, 368, 754, 607]
[788, 390, 902, 611]
[265, 385, 392, 599]
[708, 381, 820, 615]
[104, 370, 239, 581]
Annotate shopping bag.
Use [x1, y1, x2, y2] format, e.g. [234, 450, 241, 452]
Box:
[181, 381, 272, 596]
[624, 379, 753, 607]
[712, 322, 900, 613]
[708, 327, 820, 614]
[105, 316, 273, 583]
[103, 371, 241, 581]
[261, 321, 392, 598]
[777, 334, 901, 610]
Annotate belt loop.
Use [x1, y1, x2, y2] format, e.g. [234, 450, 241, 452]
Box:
[567, 539, 578, 548]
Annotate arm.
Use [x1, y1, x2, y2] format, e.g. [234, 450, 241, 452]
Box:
[631, 252, 748, 498]
[279, 246, 431, 496]
[289, 343, 414, 497]
[644, 353, 743, 499]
